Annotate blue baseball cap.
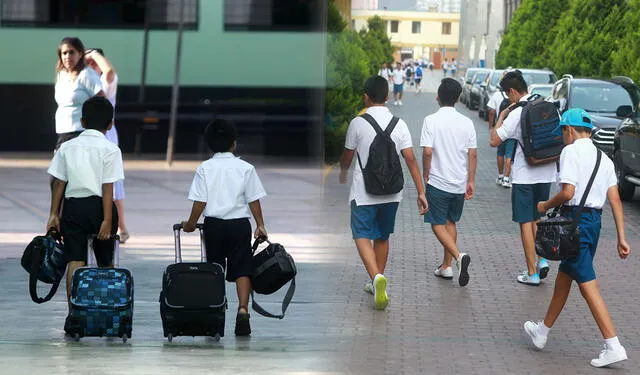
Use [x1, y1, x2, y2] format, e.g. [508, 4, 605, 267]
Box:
[560, 108, 593, 129]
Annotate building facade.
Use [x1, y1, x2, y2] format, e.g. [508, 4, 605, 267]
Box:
[352, 9, 459, 66]
[352, 0, 378, 10]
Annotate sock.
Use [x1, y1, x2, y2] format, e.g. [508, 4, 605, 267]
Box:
[498, 174, 504, 179]
[605, 336, 622, 350]
[537, 322, 551, 337]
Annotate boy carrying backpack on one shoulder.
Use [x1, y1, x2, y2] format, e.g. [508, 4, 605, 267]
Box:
[339, 75, 428, 311]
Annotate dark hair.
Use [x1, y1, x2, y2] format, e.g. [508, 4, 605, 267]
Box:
[500, 70, 528, 94]
[364, 76, 389, 104]
[563, 125, 592, 134]
[205, 119, 237, 153]
[81, 96, 114, 130]
[437, 78, 462, 106]
[56, 37, 86, 74]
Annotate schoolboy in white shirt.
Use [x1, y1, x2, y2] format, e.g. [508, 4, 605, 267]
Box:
[421, 78, 475, 287]
[182, 119, 268, 336]
[523, 108, 630, 368]
[46, 96, 124, 333]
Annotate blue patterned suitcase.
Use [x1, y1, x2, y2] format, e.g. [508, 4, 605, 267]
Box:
[67, 236, 134, 343]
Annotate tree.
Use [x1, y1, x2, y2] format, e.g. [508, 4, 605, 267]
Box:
[611, 0, 640, 84]
[327, 0, 346, 33]
[358, 16, 395, 74]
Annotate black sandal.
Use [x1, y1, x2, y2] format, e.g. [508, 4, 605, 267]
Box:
[235, 306, 251, 336]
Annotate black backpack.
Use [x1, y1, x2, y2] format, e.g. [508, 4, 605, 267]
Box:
[251, 238, 296, 319]
[357, 114, 404, 195]
[405, 68, 413, 78]
[513, 94, 563, 165]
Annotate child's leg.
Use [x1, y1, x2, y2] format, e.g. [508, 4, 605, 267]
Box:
[355, 239, 380, 279]
[235, 276, 252, 313]
[432, 224, 460, 260]
[442, 221, 456, 268]
[579, 280, 617, 339]
[519, 222, 537, 276]
[543, 271, 573, 328]
[373, 239, 389, 275]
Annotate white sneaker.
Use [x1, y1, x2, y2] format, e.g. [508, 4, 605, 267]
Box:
[523, 321, 548, 349]
[502, 177, 512, 188]
[398, 100, 403, 106]
[590, 345, 627, 367]
[455, 253, 471, 286]
[363, 281, 374, 295]
[393, 101, 398, 106]
[373, 274, 389, 310]
[496, 177, 503, 186]
[434, 265, 453, 279]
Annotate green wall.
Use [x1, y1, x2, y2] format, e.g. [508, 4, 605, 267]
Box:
[0, 2, 327, 87]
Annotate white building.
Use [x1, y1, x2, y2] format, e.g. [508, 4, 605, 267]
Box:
[352, 0, 379, 10]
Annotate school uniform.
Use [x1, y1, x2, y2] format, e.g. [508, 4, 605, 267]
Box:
[496, 94, 557, 223]
[557, 138, 617, 283]
[488, 91, 516, 158]
[344, 106, 413, 240]
[100, 72, 125, 200]
[47, 129, 124, 265]
[187, 152, 267, 282]
[420, 107, 477, 225]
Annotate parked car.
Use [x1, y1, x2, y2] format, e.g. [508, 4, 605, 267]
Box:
[461, 68, 487, 105]
[467, 70, 491, 110]
[529, 84, 553, 99]
[478, 69, 504, 120]
[517, 68, 558, 87]
[551, 75, 640, 155]
[614, 110, 640, 200]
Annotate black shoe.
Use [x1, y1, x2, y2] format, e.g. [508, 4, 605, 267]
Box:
[64, 315, 73, 335]
[235, 311, 251, 336]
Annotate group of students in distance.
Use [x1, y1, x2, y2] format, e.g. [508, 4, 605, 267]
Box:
[339, 71, 630, 368]
[46, 96, 267, 336]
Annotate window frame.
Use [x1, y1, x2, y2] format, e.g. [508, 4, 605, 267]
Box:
[411, 21, 421, 34]
[441, 22, 451, 35]
[390, 20, 399, 33]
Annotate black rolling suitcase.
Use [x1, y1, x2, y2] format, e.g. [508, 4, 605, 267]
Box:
[159, 223, 227, 342]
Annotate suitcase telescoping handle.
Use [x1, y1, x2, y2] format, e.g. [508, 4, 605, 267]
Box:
[172, 223, 206, 263]
[87, 234, 120, 267]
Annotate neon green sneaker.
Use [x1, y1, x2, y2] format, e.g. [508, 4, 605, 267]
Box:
[373, 274, 389, 310]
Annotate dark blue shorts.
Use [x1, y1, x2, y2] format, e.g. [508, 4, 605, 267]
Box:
[351, 200, 399, 240]
[414, 78, 422, 84]
[559, 208, 601, 284]
[393, 84, 404, 93]
[512, 183, 551, 223]
[424, 184, 465, 225]
[497, 139, 517, 159]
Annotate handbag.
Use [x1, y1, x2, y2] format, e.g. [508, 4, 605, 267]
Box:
[20, 230, 68, 303]
[250, 237, 296, 319]
[535, 150, 602, 261]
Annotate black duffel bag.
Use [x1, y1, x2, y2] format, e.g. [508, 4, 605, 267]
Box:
[251, 237, 296, 319]
[21, 230, 68, 303]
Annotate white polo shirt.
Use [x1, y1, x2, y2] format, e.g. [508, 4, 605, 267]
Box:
[378, 68, 390, 79]
[420, 107, 477, 194]
[392, 69, 404, 85]
[559, 138, 617, 209]
[188, 152, 267, 220]
[54, 67, 103, 134]
[344, 106, 413, 206]
[487, 91, 506, 112]
[496, 94, 557, 184]
[47, 129, 124, 198]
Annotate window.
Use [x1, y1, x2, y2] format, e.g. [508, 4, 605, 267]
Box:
[411, 21, 421, 34]
[390, 20, 399, 33]
[0, 0, 198, 29]
[442, 22, 451, 35]
[224, 0, 323, 31]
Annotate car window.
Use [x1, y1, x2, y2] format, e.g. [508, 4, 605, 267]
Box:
[571, 84, 633, 113]
[465, 69, 478, 82]
[531, 87, 552, 98]
[490, 71, 503, 86]
[474, 72, 489, 83]
[521, 72, 556, 85]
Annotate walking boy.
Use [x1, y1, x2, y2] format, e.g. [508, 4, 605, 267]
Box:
[421, 78, 475, 286]
[339, 75, 428, 310]
[414, 63, 423, 94]
[487, 73, 515, 188]
[181, 119, 267, 336]
[489, 70, 552, 286]
[46, 96, 123, 332]
[524, 108, 630, 367]
[391, 62, 405, 106]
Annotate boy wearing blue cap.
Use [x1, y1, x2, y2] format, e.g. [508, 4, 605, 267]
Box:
[523, 108, 631, 367]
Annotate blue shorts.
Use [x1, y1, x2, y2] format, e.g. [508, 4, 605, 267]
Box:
[497, 139, 517, 159]
[393, 84, 404, 93]
[424, 185, 465, 225]
[350, 200, 399, 240]
[559, 208, 601, 283]
[414, 78, 422, 84]
[512, 183, 551, 223]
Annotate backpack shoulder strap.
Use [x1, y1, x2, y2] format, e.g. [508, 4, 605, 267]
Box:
[251, 278, 295, 319]
[360, 113, 384, 136]
[384, 116, 400, 136]
[577, 150, 602, 210]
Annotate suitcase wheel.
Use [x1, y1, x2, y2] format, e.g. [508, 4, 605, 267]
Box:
[73, 333, 80, 342]
[122, 334, 128, 344]
[213, 333, 221, 341]
[167, 333, 173, 342]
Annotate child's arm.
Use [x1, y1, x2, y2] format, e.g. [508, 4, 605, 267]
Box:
[339, 148, 355, 184]
[98, 183, 114, 240]
[182, 201, 206, 233]
[401, 148, 428, 215]
[537, 183, 575, 213]
[249, 200, 267, 239]
[607, 185, 631, 259]
[466, 148, 477, 200]
[47, 178, 66, 232]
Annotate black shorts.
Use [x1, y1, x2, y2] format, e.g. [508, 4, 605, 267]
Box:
[55, 131, 83, 151]
[203, 217, 252, 282]
[61, 196, 118, 266]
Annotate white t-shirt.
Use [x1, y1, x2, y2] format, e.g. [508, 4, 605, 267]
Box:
[378, 68, 390, 79]
[487, 91, 506, 111]
[496, 94, 557, 184]
[345, 106, 413, 206]
[47, 129, 124, 198]
[559, 138, 617, 209]
[188, 152, 267, 220]
[54, 67, 103, 134]
[420, 107, 477, 194]
[392, 69, 404, 85]
[101, 73, 119, 145]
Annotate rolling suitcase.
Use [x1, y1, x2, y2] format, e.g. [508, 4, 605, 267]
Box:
[67, 235, 134, 343]
[159, 223, 227, 342]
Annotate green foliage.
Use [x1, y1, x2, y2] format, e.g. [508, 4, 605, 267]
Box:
[327, 0, 346, 33]
[610, 0, 640, 84]
[358, 16, 395, 74]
